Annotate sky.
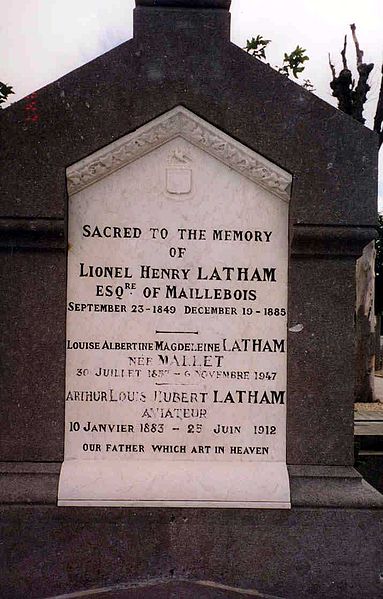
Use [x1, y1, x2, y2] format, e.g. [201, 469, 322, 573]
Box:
[2, 0, 382, 207]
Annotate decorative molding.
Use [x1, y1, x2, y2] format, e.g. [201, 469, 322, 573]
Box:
[0, 218, 66, 251]
[1, 463, 382, 507]
[288, 465, 383, 508]
[67, 107, 292, 201]
[0, 462, 61, 504]
[168, 147, 192, 165]
[291, 224, 377, 258]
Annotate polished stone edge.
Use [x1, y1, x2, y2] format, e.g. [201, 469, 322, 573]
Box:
[291, 225, 377, 257]
[32, 579, 284, 599]
[66, 106, 292, 201]
[288, 465, 383, 508]
[0, 218, 66, 250]
[1, 463, 383, 508]
[136, 0, 231, 7]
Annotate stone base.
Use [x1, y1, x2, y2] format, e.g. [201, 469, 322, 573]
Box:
[1, 464, 383, 598]
[2, 462, 383, 508]
[1, 504, 383, 599]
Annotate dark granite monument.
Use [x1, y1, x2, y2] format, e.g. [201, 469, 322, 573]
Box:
[1, 0, 383, 597]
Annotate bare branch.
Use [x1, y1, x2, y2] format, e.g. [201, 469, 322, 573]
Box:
[348, 23, 374, 124]
[330, 68, 353, 115]
[329, 23, 378, 129]
[341, 35, 348, 69]
[329, 40, 353, 116]
[350, 23, 364, 67]
[328, 53, 336, 78]
[374, 65, 383, 148]
[352, 62, 374, 123]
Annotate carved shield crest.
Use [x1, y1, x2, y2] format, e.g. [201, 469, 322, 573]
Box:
[166, 167, 192, 194]
[166, 148, 192, 195]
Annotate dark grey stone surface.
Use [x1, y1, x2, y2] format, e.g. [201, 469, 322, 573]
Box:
[0, 2, 382, 598]
[1, 505, 383, 599]
[288, 254, 356, 464]
[0, 250, 66, 461]
[0, 218, 65, 250]
[0, 0, 379, 468]
[55, 581, 283, 599]
[136, 0, 232, 7]
[288, 465, 383, 507]
[0, 5, 378, 224]
[3, 464, 383, 508]
[0, 463, 60, 504]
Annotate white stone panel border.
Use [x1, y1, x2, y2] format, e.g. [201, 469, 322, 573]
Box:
[59, 461, 290, 508]
[66, 106, 292, 201]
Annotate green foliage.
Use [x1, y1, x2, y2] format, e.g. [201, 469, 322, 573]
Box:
[244, 36, 314, 91]
[0, 81, 14, 107]
[245, 35, 271, 60]
[278, 45, 309, 79]
[302, 79, 315, 91]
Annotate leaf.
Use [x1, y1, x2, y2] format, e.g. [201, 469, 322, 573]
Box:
[0, 82, 14, 108]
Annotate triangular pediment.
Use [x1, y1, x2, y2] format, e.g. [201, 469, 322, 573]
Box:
[66, 107, 291, 201]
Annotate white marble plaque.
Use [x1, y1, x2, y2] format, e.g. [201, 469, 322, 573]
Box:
[58, 107, 292, 508]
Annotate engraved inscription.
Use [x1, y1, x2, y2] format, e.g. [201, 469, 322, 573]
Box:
[60, 108, 291, 508]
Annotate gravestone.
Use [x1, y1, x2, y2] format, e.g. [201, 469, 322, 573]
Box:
[1, 1, 383, 597]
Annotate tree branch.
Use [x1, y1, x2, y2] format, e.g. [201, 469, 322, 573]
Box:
[329, 40, 353, 115]
[349, 24, 374, 124]
[373, 65, 383, 148]
[341, 35, 348, 69]
[350, 23, 364, 67]
[328, 53, 336, 79]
